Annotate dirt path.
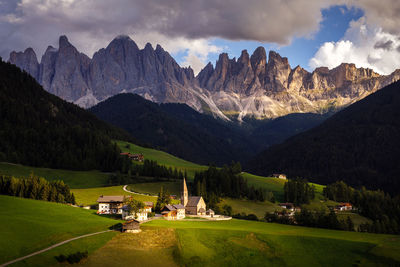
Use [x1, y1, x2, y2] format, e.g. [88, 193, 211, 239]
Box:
[0, 230, 113, 267]
[123, 185, 157, 197]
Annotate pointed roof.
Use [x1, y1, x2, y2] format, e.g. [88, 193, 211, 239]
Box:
[186, 196, 202, 207]
[183, 177, 188, 192]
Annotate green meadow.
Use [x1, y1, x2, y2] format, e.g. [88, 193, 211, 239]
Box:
[142, 219, 400, 266]
[0, 162, 110, 189]
[127, 181, 181, 196]
[0, 195, 120, 265]
[71, 185, 157, 206]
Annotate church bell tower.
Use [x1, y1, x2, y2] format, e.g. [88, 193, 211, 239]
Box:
[181, 177, 188, 207]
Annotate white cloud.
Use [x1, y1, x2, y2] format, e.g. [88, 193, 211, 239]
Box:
[309, 17, 400, 75]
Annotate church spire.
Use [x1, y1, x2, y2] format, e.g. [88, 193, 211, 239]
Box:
[181, 177, 188, 207]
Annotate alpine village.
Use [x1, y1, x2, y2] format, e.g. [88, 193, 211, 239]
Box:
[1, 1, 400, 266]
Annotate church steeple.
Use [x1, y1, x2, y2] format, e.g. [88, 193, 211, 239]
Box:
[181, 177, 188, 207]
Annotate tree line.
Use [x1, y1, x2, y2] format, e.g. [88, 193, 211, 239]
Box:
[324, 181, 400, 234]
[284, 178, 315, 205]
[0, 174, 75, 204]
[265, 208, 354, 231]
[108, 159, 185, 185]
[192, 162, 272, 205]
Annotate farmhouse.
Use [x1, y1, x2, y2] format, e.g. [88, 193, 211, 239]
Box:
[336, 203, 352, 211]
[120, 152, 144, 162]
[278, 203, 294, 211]
[181, 178, 207, 215]
[161, 204, 186, 220]
[143, 202, 153, 213]
[122, 206, 149, 221]
[272, 174, 287, 179]
[97, 195, 125, 214]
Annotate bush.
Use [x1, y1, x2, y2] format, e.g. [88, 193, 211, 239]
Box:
[55, 251, 88, 264]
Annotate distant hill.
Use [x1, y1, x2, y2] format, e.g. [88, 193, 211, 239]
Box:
[90, 93, 252, 165]
[247, 80, 400, 194]
[0, 59, 133, 171]
[90, 93, 332, 165]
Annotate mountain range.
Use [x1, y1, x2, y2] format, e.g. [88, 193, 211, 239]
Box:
[247, 80, 400, 194]
[9, 35, 400, 121]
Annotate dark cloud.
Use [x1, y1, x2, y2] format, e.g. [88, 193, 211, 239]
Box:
[374, 40, 394, 50]
[0, 0, 331, 59]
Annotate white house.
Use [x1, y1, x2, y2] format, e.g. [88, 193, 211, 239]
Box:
[97, 195, 125, 214]
[122, 205, 149, 221]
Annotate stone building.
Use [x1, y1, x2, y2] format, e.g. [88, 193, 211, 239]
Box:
[181, 178, 206, 215]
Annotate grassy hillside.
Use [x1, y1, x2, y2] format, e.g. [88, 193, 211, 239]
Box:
[117, 140, 290, 199]
[0, 195, 120, 264]
[0, 162, 109, 189]
[80, 219, 400, 266]
[127, 182, 181, 196]
[71, 185, 157, 206]
[117, 140, 208, 178]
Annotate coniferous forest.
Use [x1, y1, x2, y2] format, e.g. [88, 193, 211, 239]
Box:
[0, 174, 75, 204]
[0, 58, 134, 171]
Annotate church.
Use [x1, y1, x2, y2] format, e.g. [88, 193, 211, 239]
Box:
[181, 177, 207, 215]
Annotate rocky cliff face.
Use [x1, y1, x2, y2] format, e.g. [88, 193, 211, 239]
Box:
[9, 36, 400, 120]
[198, 47, 400, 120]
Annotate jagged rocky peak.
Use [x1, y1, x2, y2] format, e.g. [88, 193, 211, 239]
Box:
[238, 49, 250, 65]
[59, 35, 71, 48]
[250, 47, 266, 77]
[8, 47, 39, 80]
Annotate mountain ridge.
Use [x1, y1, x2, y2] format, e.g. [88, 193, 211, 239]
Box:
[246, 80, 400, 194]
[9, 35, 400, 121]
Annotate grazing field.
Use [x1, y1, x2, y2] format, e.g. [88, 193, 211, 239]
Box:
[11, 232, 117, 267]
[220, 198, 281, 219]
[0, 162, 110, 189]
[142, 219, 400, 266]
[71, 185, 157, 206]
[127, 182, 181, 196]
[116, 140, 208, 178]
[81, 229, 178, 267]
[0, 195, 120, 265]
[117, 140, 292, 200]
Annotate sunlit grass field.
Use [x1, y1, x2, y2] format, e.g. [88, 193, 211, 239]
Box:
[143, 219, 400, 266]
[0, 162, 110, 189]
[0, 195, 120, 265]
[71, 185, 157, 206]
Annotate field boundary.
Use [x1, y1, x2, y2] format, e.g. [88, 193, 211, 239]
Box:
[0, 230, 113, 267]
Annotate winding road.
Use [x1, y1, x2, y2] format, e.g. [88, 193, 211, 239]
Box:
[0, 230, 113, 267]
[123, 185, 157, 197]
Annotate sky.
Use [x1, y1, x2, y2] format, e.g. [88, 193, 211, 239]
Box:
[1, 0, 400, 75]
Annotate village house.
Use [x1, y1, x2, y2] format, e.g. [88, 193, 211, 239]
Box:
[206, 209, 215, 217]
[161, 204, 186, 220]
[97, 195, 125, 214]
[272, 174, 287, 179]
[122, 205, 149, 221]
[181, 178, 207, 215]
[278, 203, 295, 211]
[120, 152, 144, 162]
[122, 219, 141, 233]
[143, 202, 153, 213]
[335, 202, 352, 211]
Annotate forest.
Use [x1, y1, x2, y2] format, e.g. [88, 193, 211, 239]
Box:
[0, 59, 133, 172]
[192, 163, 270, 207]
[0, 174, 75, 204]
[247, 80, 400, 195]
[324, 181, 400, 234]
